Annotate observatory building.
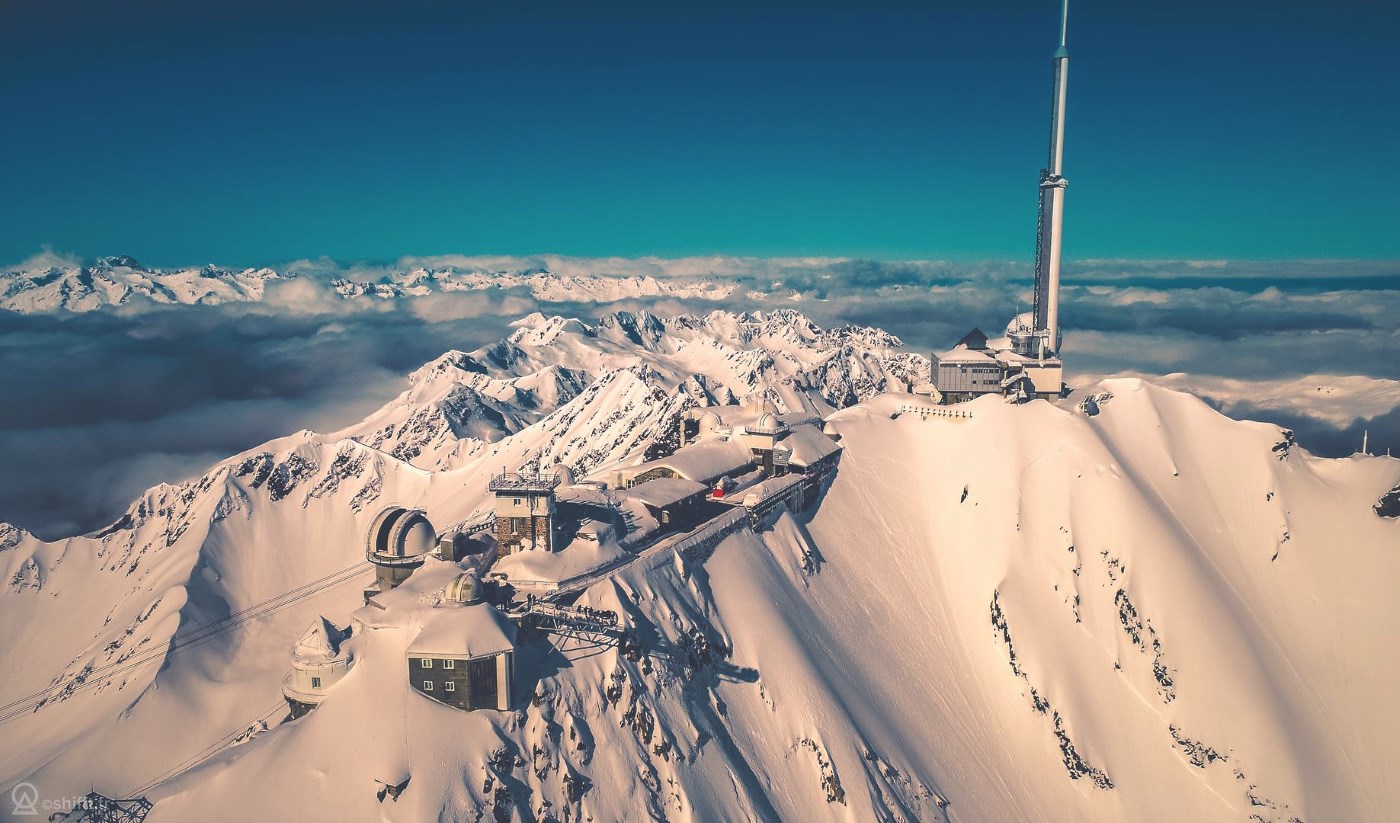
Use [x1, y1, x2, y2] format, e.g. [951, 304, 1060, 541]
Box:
[406, 572, 516, 712]
[281, 617, 354, 718]
[490, 471, 561, 555]
[932, 0, 1072, 403]
[363, 506, 437, 605]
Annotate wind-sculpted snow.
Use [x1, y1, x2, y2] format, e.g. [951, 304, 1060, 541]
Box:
[0, 313, 1396, 821]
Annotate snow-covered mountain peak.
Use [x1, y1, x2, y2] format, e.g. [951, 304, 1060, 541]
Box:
[92, 255, 150, 273]
[0, 522, 29, 552]
[329, 308, 918, 474]
[1, 312, 1396, 822]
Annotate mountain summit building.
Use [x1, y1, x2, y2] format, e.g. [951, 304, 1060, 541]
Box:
[932, 0, 1071, 403]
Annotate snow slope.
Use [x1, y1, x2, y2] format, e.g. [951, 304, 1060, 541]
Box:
[0, 311, 1396, 822]
[1077, 371, 1400, 430]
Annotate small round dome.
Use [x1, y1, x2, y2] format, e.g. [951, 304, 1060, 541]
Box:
[698, 411, 723, 432]
[366, 506, 437, 560]
[1006, 311, 1035, 335]
[555, 465, 577, 487]
[443, 572, 483, 605]
[751, 412, 784, 434]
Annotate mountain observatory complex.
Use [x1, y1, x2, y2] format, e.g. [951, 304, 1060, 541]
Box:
[929, 0, 1072, 403]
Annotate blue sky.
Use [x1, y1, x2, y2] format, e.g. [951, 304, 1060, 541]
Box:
[1, 0, 1397, 266]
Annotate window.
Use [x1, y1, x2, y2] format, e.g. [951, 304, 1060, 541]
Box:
[423, 681, 433, 691]
[513, 497, 522, 506]
[444, 681, 456, 692]
[311, 677, 321, 689]
[443, 659, 455, 669]
[421, 658, 432, 668]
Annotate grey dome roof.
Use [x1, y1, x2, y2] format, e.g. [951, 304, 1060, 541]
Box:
[749, 412, 785, 435]
[443, 572, 484, 605]
[366, 506, 436, 562]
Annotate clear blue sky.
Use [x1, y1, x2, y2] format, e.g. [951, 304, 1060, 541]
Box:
[1, 0, 1395, 267]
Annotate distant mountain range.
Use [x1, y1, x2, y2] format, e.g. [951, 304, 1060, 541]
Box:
[0, 256, 743, 313]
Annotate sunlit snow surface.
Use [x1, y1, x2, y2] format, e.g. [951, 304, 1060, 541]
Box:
[0, 311, 1396, 822]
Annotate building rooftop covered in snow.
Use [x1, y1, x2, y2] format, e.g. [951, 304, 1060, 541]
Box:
[618, 477, 709, 529]
[282, 616, 354, 719]
[613, 437, 756, 489]
[407, 574, 517, 712]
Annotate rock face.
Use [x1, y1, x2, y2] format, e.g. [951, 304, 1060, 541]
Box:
[0, 313, 1396, 823]
[1376, 484, 1400, 518]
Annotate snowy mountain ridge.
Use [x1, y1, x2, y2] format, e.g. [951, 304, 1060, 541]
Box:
[0, 310, 1396, 822]
[0, 257, 742, 313]
[334, 308, 921, 472]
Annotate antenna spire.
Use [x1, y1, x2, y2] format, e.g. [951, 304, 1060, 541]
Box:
[1060, 0, 1070, 48]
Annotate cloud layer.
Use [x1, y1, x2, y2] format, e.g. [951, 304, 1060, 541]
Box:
[1, 254, 1395, 538]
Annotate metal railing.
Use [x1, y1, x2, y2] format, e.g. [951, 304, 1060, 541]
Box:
[897, 404, 974, 420]
[487, 472, 561, 493]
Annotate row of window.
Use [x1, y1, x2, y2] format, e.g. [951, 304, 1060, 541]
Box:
[421, 681, 456, 692]
[420, 657, 456, 669]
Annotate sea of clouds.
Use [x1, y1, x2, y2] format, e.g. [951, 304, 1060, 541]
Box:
[2, 252, 1396, 539]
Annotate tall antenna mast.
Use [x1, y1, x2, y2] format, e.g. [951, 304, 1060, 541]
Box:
[1031, 0, 1071, 355]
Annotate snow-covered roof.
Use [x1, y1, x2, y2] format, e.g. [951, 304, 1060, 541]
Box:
[556, 485, 613, 507]
[746, 413, 785, 435]
[622, 477, 708, 509]
[291, 616, 350, 666]
[1005, 311, 1034, 335]
[625, 438, 755, 484]
[994, 350, 1035, 365]
[781, 425, 841, 467]
[407, 603, 516, 660]
[934, 345, 998, 365]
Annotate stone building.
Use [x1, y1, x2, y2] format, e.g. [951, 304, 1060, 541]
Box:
[489, 471, 560, 555]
